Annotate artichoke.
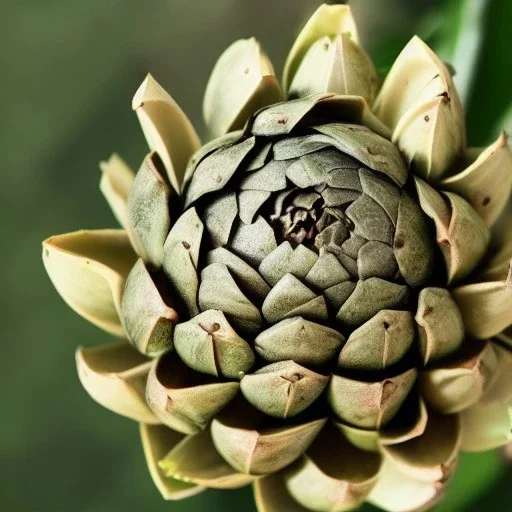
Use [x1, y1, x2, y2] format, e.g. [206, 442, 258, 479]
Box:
[43, 5, 512, 512]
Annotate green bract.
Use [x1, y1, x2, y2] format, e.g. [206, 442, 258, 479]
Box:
[43, 4, 512, 512]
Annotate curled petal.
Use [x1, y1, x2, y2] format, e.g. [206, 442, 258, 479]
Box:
[368, 456, 446, 512]
[415, 177, 490, 283]
[415, 288, 464, 365]
[289, 34, 379, 104]
[254, 473, 310, 512]
[42, 230, 136, 336]
[382, 409, 461, 483]
[441, 132, 512, 227]
[375, 36, 464, 181]
[211, 398, 326, 475]
[140, 424, 204, 499]
[158, 428, 256, 489]
[240, 361, 329, 418]
[99, 154, 135, 234]
[133, 74, 200, 192]
[121, 259, 178, 356]
[163, 207, 204, 317]
[76, 342, 157, 423]
[146, 352, 239, 435]
[452, 280, 512, 339]
[283, 4, 359, 92]
[460, 343, 512, 451]
[328, 368, 417, 429]
[173, 309, 255, 379]
[204, 38, 283, 138]
[127, 152, 175, 269]
[284, 423, 381, 512]
[420, 340, 499, 414]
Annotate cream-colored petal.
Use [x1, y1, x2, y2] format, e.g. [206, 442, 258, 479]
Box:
[283, 4, 359, 92]
[375, 36, 464, 181]
[99, 153, 135, 233]
[42, 230, 137, 336]
[139, 424, 204, 500]
[479, 199, 512, 282]
[415, 178, 489, 283]
[460, 342, 512, 451]
[289, 34, 379, 104]
[254, 474, 310, 512]
[452, 280, 512, 339]
[441, 132, 512, 227]
[382, 410, 460, 483]
[203, 38, 283, 139]
[76, 342, 157, 423]
[367, 456, 445, 512]
[133, 74, 201, 192]
[158, 428, 256, 489]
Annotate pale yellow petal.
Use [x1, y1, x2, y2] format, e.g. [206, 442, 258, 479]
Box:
[133, 74, 201, 192]
[367, 457, 444, 512]
[254, 474, 309, 512]
[140, 424, 204, 500]
[375, 36, 464, 181]
[441, 132, 512, 227]
[76, 342, 157, 423]
[283, 4, 359, 92]
[42, 230, 137, 336]
[452, 281, 512, 339]
[415, 178, 489, 283]
[99, 154, 135, 231]
[203, 38, 283, 139]
[460, 343, 512, 451]
[289, 34, 379, 104]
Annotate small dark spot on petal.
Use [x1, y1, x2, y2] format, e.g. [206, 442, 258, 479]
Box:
[423, 306, 433, 316]
[182, 241, 191, 249]
[277, 116, 288, 125]
[323, 42, 329, 51]
[383, 322, 390, 330]
[424, 115, 430, 122]
[394, 233, 405, 249]
[482, 197, 491, 206]
[243, 68, 250, 74]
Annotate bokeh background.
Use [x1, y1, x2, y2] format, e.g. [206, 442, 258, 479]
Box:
[3, 0, 511, 510]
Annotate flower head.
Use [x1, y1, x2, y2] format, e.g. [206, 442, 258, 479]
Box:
[43, 5, 512, 511]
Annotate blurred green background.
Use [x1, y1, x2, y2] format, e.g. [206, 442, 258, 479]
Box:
[3, 0, 511, 510]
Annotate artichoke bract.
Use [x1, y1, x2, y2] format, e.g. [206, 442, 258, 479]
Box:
[42, 5, 512, 512]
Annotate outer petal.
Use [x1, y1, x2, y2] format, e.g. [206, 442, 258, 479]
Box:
[441, 132, 512, 227]
[203, 38, 283, 139]
[146, 352, 239, 435]
[374, 36, 464, 181]
[452, 279, 512, 339]
[76, 342, 158, 423]
[284, 423, 381, 512]
[139, 424, 204, 499]
[289, 34, 379, 104]
[133, 74, 201, 192]
[381, 409, 461, 483]
[460, 342, 512, 451]
[211, 398, 326, 475]
[415, 178, 489, 283]
[99, 154, 135, 233]
[254, 474, 309, 512]
[282, 4, 359, 92]
[158, 428, 256, 489]
[42, 230, 137, 336]
[367, 457, 445, 512]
